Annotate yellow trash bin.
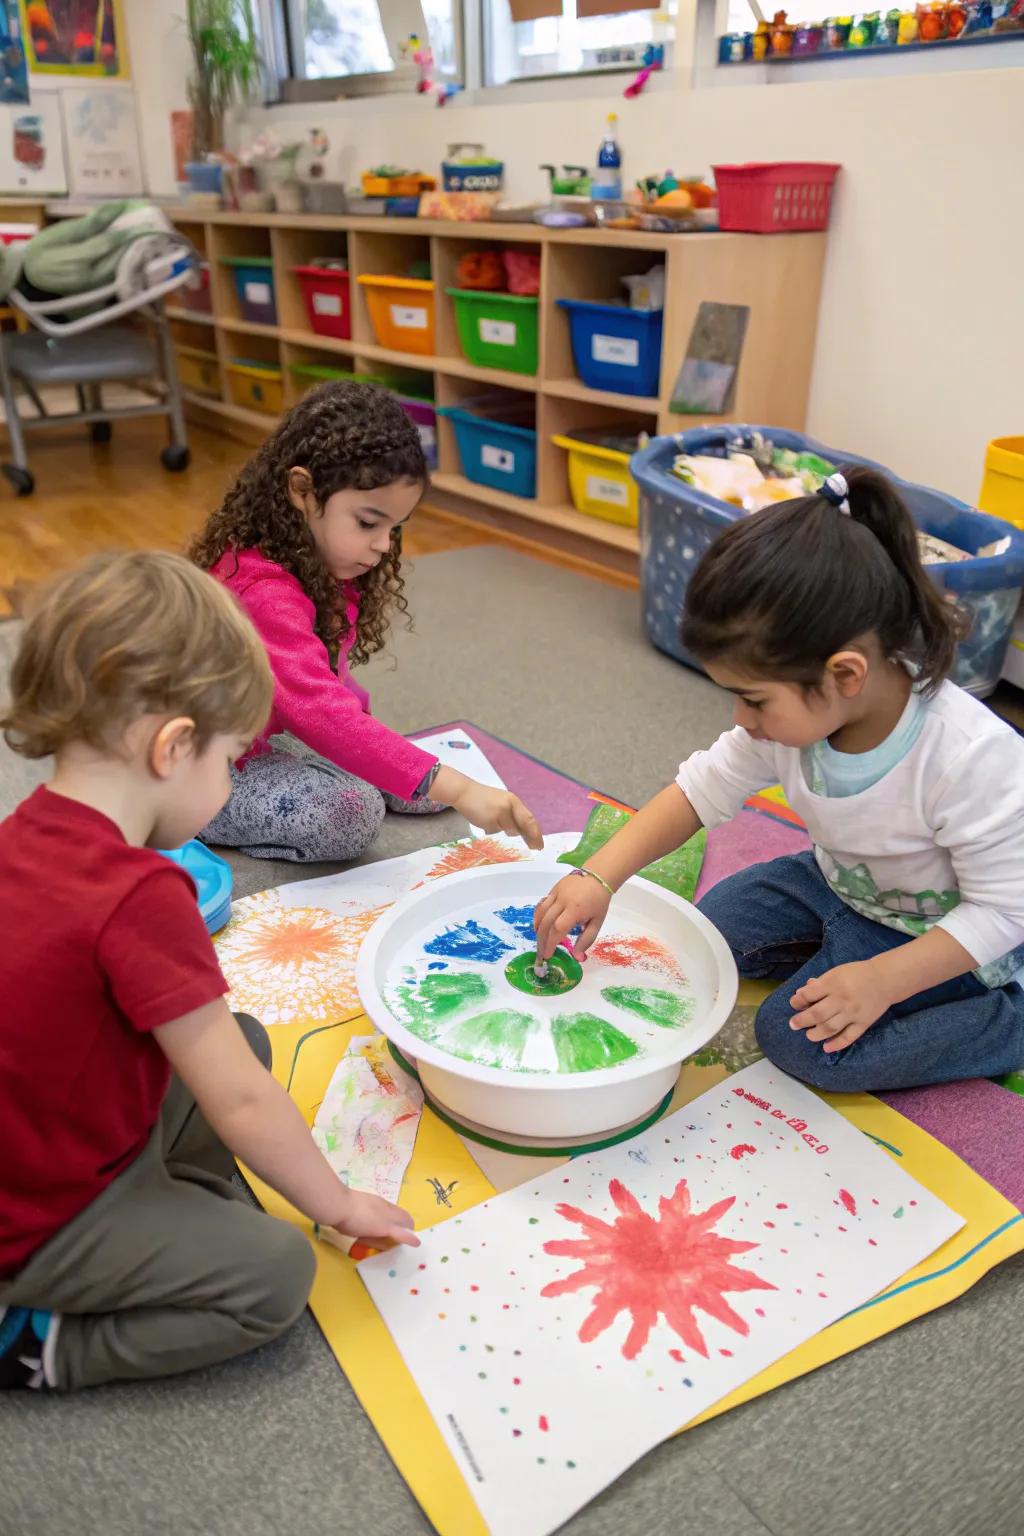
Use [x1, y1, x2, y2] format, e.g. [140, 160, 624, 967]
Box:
[979, 437, 1024, 528]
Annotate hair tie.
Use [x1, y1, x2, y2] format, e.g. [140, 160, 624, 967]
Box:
[821, 472, 851, 515]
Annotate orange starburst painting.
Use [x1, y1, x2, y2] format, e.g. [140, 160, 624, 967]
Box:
[542, 1177, 776, 1361]
[215, 889, 386, 1026]
[425, 838, 527, 881]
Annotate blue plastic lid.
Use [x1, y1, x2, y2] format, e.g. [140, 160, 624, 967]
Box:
[158, 840, 233, 935]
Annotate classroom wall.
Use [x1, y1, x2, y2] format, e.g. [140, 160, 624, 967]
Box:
[134, 5, 1022, 502]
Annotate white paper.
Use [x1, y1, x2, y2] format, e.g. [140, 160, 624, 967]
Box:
[480, 318, 516, 347]
[0, 91, 67, 195]
[585, 474, 630, 508]
[361, 1060, 963, 1536]
[312, 1039, 424, 1253]
[391, 304, 428, 330]
[481, 444, 515, 474]
[313, 291, 343, 316]
[592, 334, 639, 369]
[63, 87, 143, 199]
[411, 728, 508, 836]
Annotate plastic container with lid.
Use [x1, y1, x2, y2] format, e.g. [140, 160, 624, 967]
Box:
[293, 263, 351, 340]
[358, 275, 436, 355]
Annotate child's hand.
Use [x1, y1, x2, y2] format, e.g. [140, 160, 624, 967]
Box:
[534, 872, 611, 962]
[788, 961, 894, 1053]
[329, 1190, 421, 1249]
[451, 781, 544, 850]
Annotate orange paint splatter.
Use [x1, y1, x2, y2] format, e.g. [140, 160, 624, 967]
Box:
[587, 933, 687, 984]
[425, 839, 526, 880]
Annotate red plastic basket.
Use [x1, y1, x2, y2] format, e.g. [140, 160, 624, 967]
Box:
[712, 162, 840, 233]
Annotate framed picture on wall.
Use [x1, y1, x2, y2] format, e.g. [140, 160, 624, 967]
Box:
[0, 0, 29, 104]
[19, 0, 127, 79]
[0, 87, 67, 193]
[63, 85, 142, 196]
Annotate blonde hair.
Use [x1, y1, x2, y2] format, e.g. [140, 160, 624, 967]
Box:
[2, 550, 273, 759]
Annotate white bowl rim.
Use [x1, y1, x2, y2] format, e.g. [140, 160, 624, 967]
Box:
[355, 860, 739, 1093]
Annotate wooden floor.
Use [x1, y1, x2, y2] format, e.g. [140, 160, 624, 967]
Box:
[0, 420, 505, 619]
[0, 419, 635, 619]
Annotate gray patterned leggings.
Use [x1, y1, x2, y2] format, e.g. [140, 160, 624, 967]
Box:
[201, 741, 442, 864]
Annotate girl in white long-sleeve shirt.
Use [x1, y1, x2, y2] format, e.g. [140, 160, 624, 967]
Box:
[535, 466, 1024, 1091]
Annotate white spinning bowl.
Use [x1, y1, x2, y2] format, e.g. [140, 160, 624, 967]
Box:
[356, 860, 738, 1141]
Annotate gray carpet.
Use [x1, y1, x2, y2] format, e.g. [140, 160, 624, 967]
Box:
[2, 547, 1022, 1536]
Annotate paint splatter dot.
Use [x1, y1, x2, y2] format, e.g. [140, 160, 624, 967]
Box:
[838, 1189, 857, 1217]
[682, 1378, 693, 1388]
[537, 1457, 546, 1465]
[513, 1377, 521, 1385]
[470, 1284, 479, 1292]
[539, 1416, 549, 1432]
[776, 1202, 788, 1210]
[668, 1349, 684, 1363]
[567, 1461, 577, 1469]
[438, 1313, 446, 1320]
[868, 1238, 877, 1246]
[893, 1206, 904, 1219]
[528, 1217, 539, 1225]
[755, 1308, 765, 1317]
[388, 1269, 396, 1278]
[513, 1429, 522, 1438]
[409, 1288, 418, 1295]
[730, 1144, 757, 1161]
[459, 1345, 466, 1351]
[478, 1372, 487, 1379]
[500, 1407, 508, 1414]
[719, 1348, 733, 1358]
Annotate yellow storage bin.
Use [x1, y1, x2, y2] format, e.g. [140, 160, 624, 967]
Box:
[226, 360, 283, 417]
[357, 275, 436, 356]
[176, 344, 220, 399]
[553, 431, 641, 527]
[979, 437, 1024, 529]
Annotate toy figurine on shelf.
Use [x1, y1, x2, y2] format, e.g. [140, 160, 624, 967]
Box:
[896, 8, 919, 38]
[404, 34, 461, 105]
[752, 18, 772, 55]
[624, 41, 664, 96]
[770, 9, 795, 50]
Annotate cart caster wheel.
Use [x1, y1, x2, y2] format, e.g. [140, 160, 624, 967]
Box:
[161, 445, 190, 473]
[90, 421, 112, 444]
[3, 464, 33, 496]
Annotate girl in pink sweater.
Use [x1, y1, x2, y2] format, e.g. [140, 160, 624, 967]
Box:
[190, 382, 541, 863]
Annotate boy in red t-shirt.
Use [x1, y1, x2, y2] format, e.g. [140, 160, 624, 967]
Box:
[0, 551, 417, 1391]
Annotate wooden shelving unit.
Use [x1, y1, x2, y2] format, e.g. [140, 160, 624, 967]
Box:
[166, 208, 828, 573]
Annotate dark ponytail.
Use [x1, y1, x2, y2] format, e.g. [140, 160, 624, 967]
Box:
[681, 465, 965, 693]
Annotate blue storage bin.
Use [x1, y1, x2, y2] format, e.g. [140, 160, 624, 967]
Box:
[439, 400, 537, 498]
[557, 299, 663, 398]
[633, 425, 1024, 699]
[221, 257, 277, 326]
[159, 840, 233, 935]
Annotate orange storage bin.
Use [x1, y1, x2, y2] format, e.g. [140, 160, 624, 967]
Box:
[358, 275, 435, 356]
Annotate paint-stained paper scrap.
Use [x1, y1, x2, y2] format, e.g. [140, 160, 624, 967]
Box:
[360, 1060, 963, 1536]
[313, 1042, 424, 1254]
[412, 729, 508, 836]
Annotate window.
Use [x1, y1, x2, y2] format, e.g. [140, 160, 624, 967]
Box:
[485, 0, 673, 86]
[284, 0, 459, 85]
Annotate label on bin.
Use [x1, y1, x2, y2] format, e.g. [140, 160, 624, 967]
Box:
[391, 304, 428, 330]
[592, 333, 639, 369]
[482, 444, 515, 474]
[244, 281, 272, 306]
[586, 474, 630, 508]
[479, 318, 516, 347]
[313, 292, 343, 316]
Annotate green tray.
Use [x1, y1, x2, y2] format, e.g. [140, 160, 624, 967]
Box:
[446, 289, 539, 376]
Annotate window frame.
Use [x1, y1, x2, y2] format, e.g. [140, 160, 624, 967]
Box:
[278, 0, 466, 101]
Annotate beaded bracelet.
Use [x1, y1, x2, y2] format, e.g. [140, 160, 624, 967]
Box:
[570, 866, 615, 898]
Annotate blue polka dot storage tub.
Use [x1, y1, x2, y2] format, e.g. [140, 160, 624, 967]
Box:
[632, 425, 1024, 699]
[556, 298, 663, 398]
[439, 394, 537, 498]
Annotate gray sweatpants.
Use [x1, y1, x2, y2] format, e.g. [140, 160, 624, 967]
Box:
[0, 1016, 315, 1391]
[202, 738, 442, 864]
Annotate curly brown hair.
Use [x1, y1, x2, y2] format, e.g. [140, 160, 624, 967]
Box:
[188, 381, 428, 666]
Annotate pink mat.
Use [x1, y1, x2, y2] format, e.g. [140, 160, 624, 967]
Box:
[412, 720, 1024, 1211]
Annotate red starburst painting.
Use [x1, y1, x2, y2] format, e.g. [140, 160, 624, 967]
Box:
[541, 1178, 776, 1361]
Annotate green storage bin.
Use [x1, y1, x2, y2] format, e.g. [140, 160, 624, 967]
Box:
[446, 289, 539, 375]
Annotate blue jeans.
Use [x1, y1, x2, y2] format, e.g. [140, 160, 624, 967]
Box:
[697, 852, 1024, 1093]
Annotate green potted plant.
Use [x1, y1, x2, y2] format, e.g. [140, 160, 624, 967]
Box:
[184, 0, 261, 198]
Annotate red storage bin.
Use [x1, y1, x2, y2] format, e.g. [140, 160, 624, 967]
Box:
[712, 162, 839, 233]
[294, 264, 352, 340]
[179, 260, 212, 315]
